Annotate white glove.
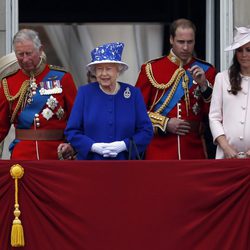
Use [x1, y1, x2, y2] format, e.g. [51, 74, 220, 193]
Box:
[104, 141, 127, 156]
[91, 143, 108, 155]
[103, 149, 118, 158]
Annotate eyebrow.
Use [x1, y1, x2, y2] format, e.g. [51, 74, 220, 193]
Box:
[16, 50, 34, 54]
[176, 39, 194, 42]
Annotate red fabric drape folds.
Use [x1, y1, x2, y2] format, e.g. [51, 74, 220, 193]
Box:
[0, 159, 249, 250]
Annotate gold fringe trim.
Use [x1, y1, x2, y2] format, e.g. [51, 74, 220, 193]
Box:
[10, 164, 25, 247]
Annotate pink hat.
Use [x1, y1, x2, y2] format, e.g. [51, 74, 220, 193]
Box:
[225, 26, 250, 51]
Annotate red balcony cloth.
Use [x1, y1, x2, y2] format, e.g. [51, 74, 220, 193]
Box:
[0, 159, 249, 250]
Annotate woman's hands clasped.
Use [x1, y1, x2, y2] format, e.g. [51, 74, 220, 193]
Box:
[91, 141, 127, 158]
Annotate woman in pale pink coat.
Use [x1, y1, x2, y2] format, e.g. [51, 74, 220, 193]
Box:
[209, 26, 250, 159]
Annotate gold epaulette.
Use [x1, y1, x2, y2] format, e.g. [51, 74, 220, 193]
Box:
[48, 65, 68, 72]
[136, 56, 166, 80]
[142, 55, 165, 66]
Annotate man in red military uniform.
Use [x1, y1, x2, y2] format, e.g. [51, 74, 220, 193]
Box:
[135, 18, 217, 160]
[0, 29, 77, 160]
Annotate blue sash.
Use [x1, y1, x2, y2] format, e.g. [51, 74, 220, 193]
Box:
[154, 61, 210, 116]
[17, 70, 65, 129]
[9, 69, 65, 152]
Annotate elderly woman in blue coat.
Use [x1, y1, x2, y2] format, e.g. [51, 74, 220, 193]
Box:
[65, 42, 153, 160]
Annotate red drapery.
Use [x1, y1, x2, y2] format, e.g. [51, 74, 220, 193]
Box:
[0, 159, 249, 250]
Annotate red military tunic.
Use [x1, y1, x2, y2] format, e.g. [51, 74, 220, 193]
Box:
[0, 62, 77, 160]
[136, 51, 216, 160]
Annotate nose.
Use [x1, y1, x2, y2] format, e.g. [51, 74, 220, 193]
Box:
[22, 54, 30, 61]
[183, 42, 188, 50]
[242, 49, 248, 57]
[101, 68, 108, 75]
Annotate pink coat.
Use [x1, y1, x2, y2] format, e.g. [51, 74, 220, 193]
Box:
[209, 70, 250, 158]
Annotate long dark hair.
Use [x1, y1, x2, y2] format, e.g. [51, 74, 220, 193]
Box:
[228, 53, 242, 95]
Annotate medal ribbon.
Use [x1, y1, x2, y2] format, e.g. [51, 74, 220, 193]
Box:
[17, 69, 65, 129]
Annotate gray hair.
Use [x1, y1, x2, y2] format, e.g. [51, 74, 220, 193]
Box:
[89, 63, 125, 76]
[13, 29, 42, 51]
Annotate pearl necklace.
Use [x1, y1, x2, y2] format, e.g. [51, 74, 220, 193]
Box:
[99, 82, 120, 95]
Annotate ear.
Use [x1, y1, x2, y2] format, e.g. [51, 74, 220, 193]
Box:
[170, 36, 174, 46]
[39, 45, 44, 56]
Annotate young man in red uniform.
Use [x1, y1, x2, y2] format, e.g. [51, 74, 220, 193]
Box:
[0, 29, 77, 160]
[135, 18, 217, 160]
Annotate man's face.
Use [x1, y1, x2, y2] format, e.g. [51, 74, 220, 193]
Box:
[170, 27, 195, 64]
[15, 40, 42, 73]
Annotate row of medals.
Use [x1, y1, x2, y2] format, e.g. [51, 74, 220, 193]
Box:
[25, 76, 64, 123]
[26, 77, 63, 105]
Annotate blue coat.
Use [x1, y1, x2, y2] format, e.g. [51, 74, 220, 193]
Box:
[65, 82, 153, 160]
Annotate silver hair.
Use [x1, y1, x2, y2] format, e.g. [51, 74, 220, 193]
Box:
[13, 29, 42, 51]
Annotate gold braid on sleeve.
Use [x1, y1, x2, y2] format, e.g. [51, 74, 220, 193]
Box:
[2, 78, 30, 123]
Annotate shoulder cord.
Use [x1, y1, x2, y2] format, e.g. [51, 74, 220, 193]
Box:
[145, 63, 189, 114]
[145, 62, 183, 90]
[2, 78, 30, 123]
